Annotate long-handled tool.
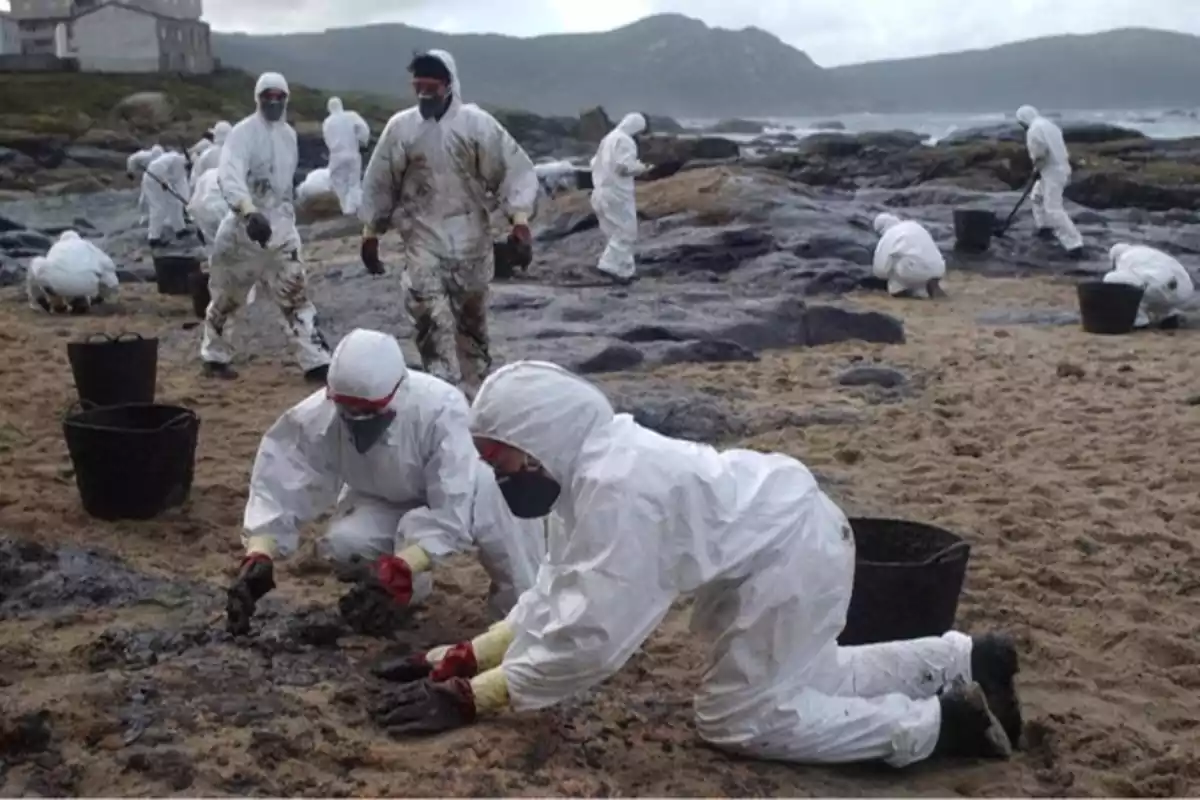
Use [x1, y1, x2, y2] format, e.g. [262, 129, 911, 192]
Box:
[992, 172, 1038, 238]
[143, 166, 205, 245]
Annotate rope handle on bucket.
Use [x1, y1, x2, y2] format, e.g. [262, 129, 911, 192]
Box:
[82, 332, 147, 344]
[926, 540, 970, 566]
[63, 402, 195, 432]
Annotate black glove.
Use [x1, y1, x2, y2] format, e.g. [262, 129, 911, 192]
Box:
[373, 652, 434, 683]
[245, 211, 272, 247]
[226, 554, 276, 635]
[370, 678, 476, 737]
[361, 237, 384, 275]
[336, 555, 414, 636]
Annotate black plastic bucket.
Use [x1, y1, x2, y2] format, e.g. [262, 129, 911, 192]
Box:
[493, 234, 533, 280]
[66, 332, 158, 408]
[1077, 281, 1144, 335]
[953, 209, 996, 254]
[63, 403, 200, 521]
[839, 517, 971, 646]
[153, 255, 202, 296]
[190, 270, 210, 320]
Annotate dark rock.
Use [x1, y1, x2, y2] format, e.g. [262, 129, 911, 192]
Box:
[644, 115, 684, 134]
[638, 225, 775, 276]
[578, 106, 613, 143]
[0, 213, 25, 233]
[838, 365, 908, 388]
[804, 306, 905, 347]
[813, 120, 846, 131]
[606, 383, 747, 443]
[660, 339, 759, 366]
[940, 121, 1145, 147]
[574, 343, 646, 374]
[639, 135, 740, 165]
[708, 118, 765, 135]
[123, 748, 196, 791]
[0, 710, 53, 759]
[64, 146, 129, 171]
[0, 229, 52, 255]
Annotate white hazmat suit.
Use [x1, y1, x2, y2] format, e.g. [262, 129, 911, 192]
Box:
[143, 150, 190, 243]
[1104, 243, 1195, 327]
[872, 213, 947, 298]
[127, 144, 163, 225]
[1016, 105, 1083, 253]
[461, 361, 1017, 766]
[359, 49, 539, 398]
[589, 113, 649, 283]
[322, 97, 370, 216]
[242, 329, 547, 619]
[202, 71, 331, 379]
[27, 230, 119, 313]
[191, 121, 232, 179]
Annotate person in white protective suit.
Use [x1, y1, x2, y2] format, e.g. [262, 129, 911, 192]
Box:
[188, 130, 215, 162]
[359, 50, 539, 400]
[368, 360, 1025, 766]
[27, 230, 119, 314]
[225, 329, 549, 637]
[191, 121, 232, 179]
[127, 144, 164, 226]
[201, 71, 333, 383]
[1103, 243, 1195, 329]
[322, 97, 371, 216]
[589, 113, 650, 285]
[1015, 105, 1084, 259]
[143, 149, 191, 246]
[872, 213, 947, 298]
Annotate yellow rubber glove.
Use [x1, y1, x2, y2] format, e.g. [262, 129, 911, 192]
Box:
[244, 535, 278, 559]
[395, 544, 432, 573]
[510, 211, 530, 226]
[426, 620, 513, 670]
[469, 667, 510, 714]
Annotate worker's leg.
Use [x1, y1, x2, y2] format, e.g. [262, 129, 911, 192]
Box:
[403, 248, 461, 387]
[319, 489, 432, 602]
[591, 189, 638, 281]
[1039, 170, 1083, 251]
[1030, 178, 1054, 238]
[262, 249, 333, 375]
[201, 216, 260, 374]
[446, 254, 494, 400]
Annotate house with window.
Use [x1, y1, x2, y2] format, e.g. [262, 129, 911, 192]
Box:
[7, 0, 212, 73]
[0, 12, 22, 55]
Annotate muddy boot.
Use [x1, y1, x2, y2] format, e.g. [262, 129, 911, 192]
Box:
[1066, 247, 1087, 261]
[1036, 227, 1056, 241]
[588, 264, 636, 287]
[304, 364, 329, 385]
[202, 361, 238, 380]
[932, 679, 1013, 759]
[926, 278, 947, 299]
[1157, 314, 1182, 331]
[971, 633, 1022, 748]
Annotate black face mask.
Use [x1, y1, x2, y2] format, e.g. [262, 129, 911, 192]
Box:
[418, 92, 450, 121]
[342, 410, 396, 454]
[497, 469, 561, 519]
[259, 99, 286, 122]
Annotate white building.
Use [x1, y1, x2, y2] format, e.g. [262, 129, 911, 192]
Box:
[0, 12, 22, 55]
[7, 0, 212, 73]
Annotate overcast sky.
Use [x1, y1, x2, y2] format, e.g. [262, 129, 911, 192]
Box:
[189, 0, 1198, 66]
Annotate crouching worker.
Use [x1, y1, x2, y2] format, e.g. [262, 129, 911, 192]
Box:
[27, 231, 120, 314]
[872, 213, 946, 298]
[1104, 243, 1195, 329]
[225, 329, 548, 637]
[369, 361, 1024, 768]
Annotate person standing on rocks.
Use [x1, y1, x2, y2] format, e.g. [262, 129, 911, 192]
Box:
[1016, 105, 1084, 259]
[367, 360, 1025, 768]
[190, 120, 232, 179]
[142, 148, 191, 247]
[26, 231, 119, 313]
[322, 97, 371, 216]
[127, 144, 163, 227]
[1104, 243, 1195, 329]
[225, 329, 549, 637]
[872, 213, 946, 298]
[358, 49, 539, 401]
[589, 112, 650, 286]
[201, 71, 333, 383]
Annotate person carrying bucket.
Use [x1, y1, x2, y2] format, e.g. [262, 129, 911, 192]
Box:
[365, 360, 1025, 769]
[1015, 105, 1085, 260]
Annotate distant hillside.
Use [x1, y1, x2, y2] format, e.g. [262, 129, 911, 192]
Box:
[212, 16, 1200, 117]
[212, 13, 832, 118]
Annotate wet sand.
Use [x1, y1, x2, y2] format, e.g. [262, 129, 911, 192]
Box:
[1, 269, 1198, 796]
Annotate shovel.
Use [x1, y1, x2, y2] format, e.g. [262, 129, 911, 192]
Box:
[144, 166, 206, 246]
[992, 173, 1038, 238]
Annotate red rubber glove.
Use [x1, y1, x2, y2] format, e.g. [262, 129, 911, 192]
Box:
[430, 641, 479, 682]
[374, 554, 414, 605]
[510, 223, 532, 246]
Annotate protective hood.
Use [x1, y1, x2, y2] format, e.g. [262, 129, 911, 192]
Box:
[59, 230, 81, 242]
[212, 121, 232, 145]
[616, 113, 647, 137]
[424, 49, 463, 106]
[327, 96, 343, 114]
[469, 361, 614, 484]
[254, 71, 290, 118]
[1110, 243, 1133, 265]
[149, 145, 164, 159]
[1016, 105, 1039, 126]
[327, 328, 409, 402]
[873, 213, 900, 235]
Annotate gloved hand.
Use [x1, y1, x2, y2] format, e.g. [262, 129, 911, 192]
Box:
[226, 553, 276, 636]
[361, 236, 384, 275]
[510, 223, 531, 247]
[245, 211, 272, 247]
[337, 554, 415, 636]
[374, 640, 479, 684]
[370, 677, 476, 737]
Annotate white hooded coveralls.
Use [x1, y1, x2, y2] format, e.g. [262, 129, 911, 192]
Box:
[470, 361, 976, 767]
[872, 214, 946, 298]
[322, 97, 370, 216]
[191, 121, 232, 180]
[128, 145, 163, 224]
[590, 113, 649, 281]
[27, 231, 119, 312]
[242, 330, 546, 619]
[142, 150, 189, 241]
[359, 49, 539, 398]
[1104, 243, 1195, 326]
[1016, 105, 1083, 251]
[202, 71, 331, 373]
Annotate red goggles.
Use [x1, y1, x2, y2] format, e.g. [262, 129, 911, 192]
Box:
[328, 378, 403, 416]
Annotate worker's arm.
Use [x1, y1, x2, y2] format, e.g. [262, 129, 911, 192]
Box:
[477, 111, 538, 227]
[217, 122, 256, 216]
[359, 112, 407, 237]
